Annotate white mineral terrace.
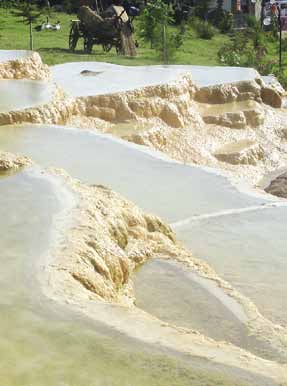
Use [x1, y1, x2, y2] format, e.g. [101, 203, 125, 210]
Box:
[0, 49, 30, 62]
[0, 79, 55, 112]
[1, 52, 287, 385]
[52, 61, 260, 96]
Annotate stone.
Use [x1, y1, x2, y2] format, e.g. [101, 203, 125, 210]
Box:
[243, 109, 265, 127]
[265, 172, 287, 198]
[80, 70, 103, 76]
[159, 103, 184, 128]
[214, 140, 265, 165]
[277, 127, 287, 140]
[203, 111, 246, 129]
[261, 87, 282, 108]
[0, 151, 32, 171]
[195, 84, 239, 104]
[195, 80, 262, 105]
[0, 51, 50, 80]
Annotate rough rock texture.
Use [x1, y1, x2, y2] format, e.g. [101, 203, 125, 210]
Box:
[50, 169, 180, 304]
[261, 87, 282, 108]
[243, 108, 265, 127]
[214, 140, 265, 165]
[74, 75, 199, 128]
[0, 88, 75, 126]
[195, 80, 262, 104]
[276, 127, 287, 140]
[0, 70, 281, 142]
[195, 79, 283, 109]
[0, 52, 50, 80]
[108, 103, 287, 189]
[44, 168, 287, 374]
[265, 172, 287, 198]
[0, 75, 200, 129]
[264, 75, 286, 96]
[0, 151, 32, 171]
[0, 65, 286, 190]
[203, 108, 265, 129]
[204, 111, 247, 129]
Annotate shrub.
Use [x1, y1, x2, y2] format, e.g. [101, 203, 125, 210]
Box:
[63, 0, 80, 14]
[217, 11, 233, 33]
[138, 0, 169, 48]
[138, 0, 185, 63]
[208, 9, 233, 33]
[281, 38, 287, 51]
[191, 17, 216, 39]
[193, 0, 212, 19]
[153, 28, 184, 62]
[218, 28, 273, 77]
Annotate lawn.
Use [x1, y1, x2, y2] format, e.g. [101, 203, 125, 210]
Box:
[0, 6, 286, 79]
[0, 8, 229, 66]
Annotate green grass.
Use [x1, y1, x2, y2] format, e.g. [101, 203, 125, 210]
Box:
[0, 8, 229, 66]
[0, 6, 285, 78]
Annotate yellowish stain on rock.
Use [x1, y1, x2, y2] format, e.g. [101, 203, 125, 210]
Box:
[0, 52, 50, 80]
[0, 151, 32, 171]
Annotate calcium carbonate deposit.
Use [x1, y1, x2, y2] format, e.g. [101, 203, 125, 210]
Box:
[1, 50, 287, 386]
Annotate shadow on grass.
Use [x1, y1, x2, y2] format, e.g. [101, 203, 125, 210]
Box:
[38, 46, 160, 66]
[38, 47, 84, 54]
[38, 47, 117, 57]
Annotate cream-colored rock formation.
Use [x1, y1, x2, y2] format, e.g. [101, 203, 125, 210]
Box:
[0, 151, 32, 171]
[10, 79, 284, 191]
[265, 171, 287, 198]
[214, 140, 265, 165]
[0, 146, 285, 381]
[40, 167, 287, 382]
[48, 168, 179, 304]
[0, 51, 50, 80]
[203, 107, 265, 129]
[0, 63, 286, 191]
[0, 88, 74, 126]
[73, 74, 199, 128]
[194, 79, 284, 108]
[2, 55, 287, 382]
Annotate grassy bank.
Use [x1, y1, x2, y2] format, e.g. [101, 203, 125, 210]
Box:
[0, 7, 286, 79]
[0, 8, 229, 66]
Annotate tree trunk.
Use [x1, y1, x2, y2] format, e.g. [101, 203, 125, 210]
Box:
[29, 20, 33, 50]
[162, 23, 167, 64]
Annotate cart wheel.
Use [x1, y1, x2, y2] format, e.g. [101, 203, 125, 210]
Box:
[84, 36, 93, 54]
[69, 23, 79, 52]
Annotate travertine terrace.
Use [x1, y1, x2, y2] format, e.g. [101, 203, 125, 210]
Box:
[1, 50, 287, 385]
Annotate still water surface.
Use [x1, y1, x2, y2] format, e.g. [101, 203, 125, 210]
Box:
[0, 171, 271, 386]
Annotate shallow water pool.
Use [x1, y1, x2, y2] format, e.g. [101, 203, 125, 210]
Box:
[178, 207, 287, 328]
[0, 124, 269, 224]
[0, 170, 271, 386]
[0, 49, 29, 63]
[0, 80, 54, 112]
[134, 258, 285, 362]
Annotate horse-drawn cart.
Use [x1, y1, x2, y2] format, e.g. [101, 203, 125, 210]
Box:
[69, 5, 136, 56]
